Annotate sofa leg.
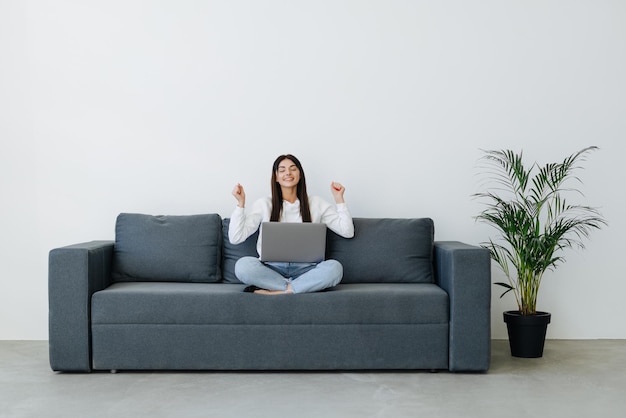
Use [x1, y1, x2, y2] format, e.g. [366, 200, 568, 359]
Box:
[110, 369, 118, 374]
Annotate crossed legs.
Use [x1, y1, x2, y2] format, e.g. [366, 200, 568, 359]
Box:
[234, 256, 343, 294]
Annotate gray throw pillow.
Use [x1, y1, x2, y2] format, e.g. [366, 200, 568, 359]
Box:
[221, 218, 259, 283]
[113, 213, 222, 283]
[326, 218, 434, 283]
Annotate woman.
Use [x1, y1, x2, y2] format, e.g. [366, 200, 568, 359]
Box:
[229, 154, 354, 294]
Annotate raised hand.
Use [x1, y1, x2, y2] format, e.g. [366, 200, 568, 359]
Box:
[330, 182, 345, 204]
[232, 183, 246, 208]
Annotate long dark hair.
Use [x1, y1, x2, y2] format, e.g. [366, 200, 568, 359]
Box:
[270, 154, 312, 222]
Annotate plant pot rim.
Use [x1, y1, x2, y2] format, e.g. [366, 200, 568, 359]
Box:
[503, 310, 551, 326]
[504, 310, 551, 317]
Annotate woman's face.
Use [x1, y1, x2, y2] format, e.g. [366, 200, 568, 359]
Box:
[275, 158, 301, 189]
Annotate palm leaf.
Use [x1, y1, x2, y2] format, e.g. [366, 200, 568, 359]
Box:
[474, 146, 606, 315]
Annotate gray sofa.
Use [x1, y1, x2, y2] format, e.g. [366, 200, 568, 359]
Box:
[48, 213, 491, 373]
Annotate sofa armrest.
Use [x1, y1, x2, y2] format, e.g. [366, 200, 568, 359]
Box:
[434, 241, 491, 372]
[48, 241, 114, 372]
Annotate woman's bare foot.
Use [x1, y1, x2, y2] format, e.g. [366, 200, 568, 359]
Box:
[254, 283, 294, 295]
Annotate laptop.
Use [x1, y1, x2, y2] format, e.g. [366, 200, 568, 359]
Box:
[260, 222, 327, 263]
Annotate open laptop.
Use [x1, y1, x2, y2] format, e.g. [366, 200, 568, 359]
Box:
[260, 222, 327, 263]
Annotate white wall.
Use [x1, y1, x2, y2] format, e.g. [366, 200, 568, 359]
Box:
[1, 0, 625, 340]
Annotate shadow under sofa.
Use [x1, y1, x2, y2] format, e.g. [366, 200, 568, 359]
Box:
[48, 214, 491, 372]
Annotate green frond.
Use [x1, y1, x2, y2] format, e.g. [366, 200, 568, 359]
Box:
[474, 146, 606, 315]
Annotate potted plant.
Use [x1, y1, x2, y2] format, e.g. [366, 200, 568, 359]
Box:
[474, 146, 606, 358]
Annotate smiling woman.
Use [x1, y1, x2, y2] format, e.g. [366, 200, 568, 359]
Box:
[227, 154, 355, 295]
[270, 154, 310, 221]
[275, 158, 301, 191]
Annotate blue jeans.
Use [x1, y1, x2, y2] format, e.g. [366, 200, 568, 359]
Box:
[234, 256, 343, 294]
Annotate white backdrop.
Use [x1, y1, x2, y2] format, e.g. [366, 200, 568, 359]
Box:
[1, 0, 624, 339]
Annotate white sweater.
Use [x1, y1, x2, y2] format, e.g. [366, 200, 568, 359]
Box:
[228, 196, 354, 258]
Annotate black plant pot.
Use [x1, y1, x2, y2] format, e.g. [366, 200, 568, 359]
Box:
[503, 311, 551, 358]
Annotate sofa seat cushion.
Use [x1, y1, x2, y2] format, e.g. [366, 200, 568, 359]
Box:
[92, 282, 449, 326]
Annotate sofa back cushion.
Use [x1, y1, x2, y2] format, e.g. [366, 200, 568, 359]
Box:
[327, 218, 434, 283]
[112, 213, 223, 283]
[221, 218, 258, 283]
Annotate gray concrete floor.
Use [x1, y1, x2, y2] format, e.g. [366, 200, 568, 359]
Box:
[1, 340, 625, 418]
